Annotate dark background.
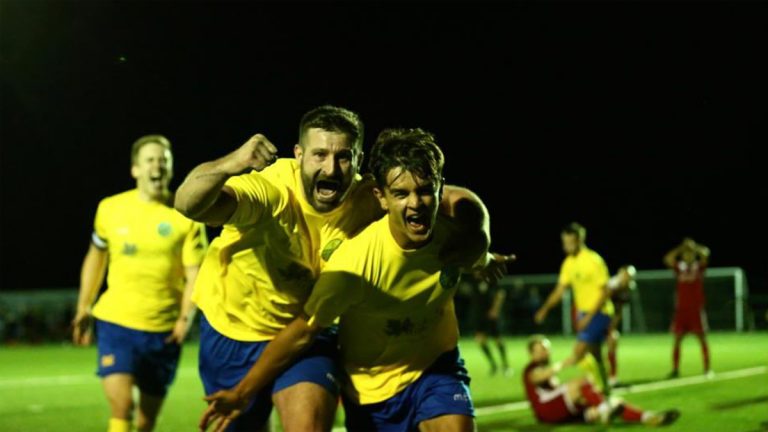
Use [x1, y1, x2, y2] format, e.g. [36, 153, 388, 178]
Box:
[1, 1, 766, 294]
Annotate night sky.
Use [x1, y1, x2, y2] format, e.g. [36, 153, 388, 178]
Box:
[1, 1, 766, 293]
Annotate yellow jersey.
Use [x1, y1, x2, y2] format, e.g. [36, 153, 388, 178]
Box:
[558, 247, 614, 316]
[90, 190, 208, 332]
[193, 159, 382, 341]
[305, 216, 462, 404]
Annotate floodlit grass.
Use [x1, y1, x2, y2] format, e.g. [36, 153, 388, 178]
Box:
[1, 333, 766, 431]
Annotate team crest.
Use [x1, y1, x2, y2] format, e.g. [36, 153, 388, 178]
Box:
[101, 354, 115, 367]
[321, 239, 343, 261]
[440, 265, 460, 288]
[157, 222, 172, 237]
[122, 243, 137, 255]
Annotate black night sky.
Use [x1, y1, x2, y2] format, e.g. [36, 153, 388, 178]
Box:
[1, 1, 766, 294]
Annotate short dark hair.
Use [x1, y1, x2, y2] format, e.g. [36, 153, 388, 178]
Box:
[131, 135, 171, 165]
[561, 222, 586, 241]
[368, 128, 445, 188]
[298, 105, 364, 152]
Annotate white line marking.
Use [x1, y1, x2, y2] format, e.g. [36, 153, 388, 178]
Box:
[0, 367, 198, 387]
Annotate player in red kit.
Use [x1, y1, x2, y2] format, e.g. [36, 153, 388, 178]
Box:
[523, 335, 680, 426]
[663, 238, 711, 378]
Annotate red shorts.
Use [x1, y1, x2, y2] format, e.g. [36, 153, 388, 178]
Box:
[672, 307, 707, 334]
[532, 385, 581, 423]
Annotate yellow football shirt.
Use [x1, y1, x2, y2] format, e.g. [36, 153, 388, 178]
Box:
[193, 159, 383, 341]
[558, 247, 614, 316]
[305, 215, 462, 405]
[90, 190, 208, 332]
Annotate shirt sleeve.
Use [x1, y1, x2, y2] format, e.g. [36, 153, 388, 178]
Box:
[593, 254, 610, 288]
[225, 172, 283, 227]
[304, 240, 367, 328]
[92, 199, 108, 250]
[182, 222, 209, 267]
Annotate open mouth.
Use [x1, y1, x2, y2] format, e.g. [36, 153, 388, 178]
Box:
[405, 213, 430, 232]
[150, 175, 165, 188]
[315, 179, 341, 201]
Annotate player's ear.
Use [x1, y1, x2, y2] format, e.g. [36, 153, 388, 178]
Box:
[373, 187, 388, 211]
[294, 144, 303, 161]
[130, 164, 139, 179]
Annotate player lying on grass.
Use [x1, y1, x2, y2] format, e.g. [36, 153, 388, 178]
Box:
[523, 334, 680, 427]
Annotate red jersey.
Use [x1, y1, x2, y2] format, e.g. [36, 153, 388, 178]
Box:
[523, 360, 578, 422]
[673, 260, 706, 309]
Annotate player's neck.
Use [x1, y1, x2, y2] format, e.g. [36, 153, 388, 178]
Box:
[137, 188, 171, 204]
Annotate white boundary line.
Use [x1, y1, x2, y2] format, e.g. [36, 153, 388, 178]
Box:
[3, 365, 764, 428]
[0, 366, 198, 387]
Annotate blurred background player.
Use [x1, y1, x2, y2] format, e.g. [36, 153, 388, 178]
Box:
[606, 264, 637, 387]
[523, 334, 680, 426]
[465, 270, 511, 376]
[535, 223, 613, 392]
[663, 238, 712, 378]
[71, 135, 208, 432]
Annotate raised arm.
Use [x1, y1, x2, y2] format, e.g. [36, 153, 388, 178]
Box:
[663, 241, 686, 269]
[693, 240, 711, 266]
[175, 134, 278, 226]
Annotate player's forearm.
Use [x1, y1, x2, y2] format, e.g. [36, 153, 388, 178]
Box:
[233, 317, 321, 401]
[541, 286, 565, 312]
[490, 292, 505, 315]
[663, 247, 679, 267]
[175, 158, 239, 222]
[77, 246, 107, 313]
[180, 266, 200, 322]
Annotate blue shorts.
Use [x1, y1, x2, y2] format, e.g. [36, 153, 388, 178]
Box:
[577, 312, 611, 344]
[95, 319, 181, 397]
[198, 313, 340, 431]
[343, 348, 475, 431]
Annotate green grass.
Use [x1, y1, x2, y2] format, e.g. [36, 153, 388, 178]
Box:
[1, 333, 766, 431]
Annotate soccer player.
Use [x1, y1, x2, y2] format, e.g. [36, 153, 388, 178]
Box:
[606, 264, 637, 386]
[72, 135, 208, 432]
[199, 127, 497, 432]
[174, 107, 503, 431]
[534, 223, 613, 392]
[663, 238, 711, 378]
[465, 270, 511, 376]
[523, 335, 680, 426]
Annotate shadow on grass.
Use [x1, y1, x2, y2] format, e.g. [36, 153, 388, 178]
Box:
[710, 395, 768, 410]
